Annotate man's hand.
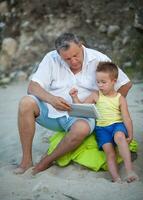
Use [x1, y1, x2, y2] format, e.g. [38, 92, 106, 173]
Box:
[51, 96, 71, 111]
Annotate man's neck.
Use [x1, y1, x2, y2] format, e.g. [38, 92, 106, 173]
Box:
[71, 66, 82, 74]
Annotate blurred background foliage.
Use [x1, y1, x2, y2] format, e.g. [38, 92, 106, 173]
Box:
[0, 0, 143, 84]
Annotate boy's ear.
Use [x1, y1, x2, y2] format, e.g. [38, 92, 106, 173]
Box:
[112, 78, 117, 83]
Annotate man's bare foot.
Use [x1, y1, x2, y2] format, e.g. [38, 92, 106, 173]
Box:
[125, 171, 139, 183]
[32, 157, 52, 175]
[14, 162, 33, 174]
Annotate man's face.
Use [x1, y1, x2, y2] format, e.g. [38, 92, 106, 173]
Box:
[59, 42, 84, 73]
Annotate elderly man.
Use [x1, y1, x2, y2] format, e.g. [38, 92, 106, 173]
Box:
[15, 33, 132, 174]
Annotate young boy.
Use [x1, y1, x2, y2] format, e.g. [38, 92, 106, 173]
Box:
[69, 62, 139, 183]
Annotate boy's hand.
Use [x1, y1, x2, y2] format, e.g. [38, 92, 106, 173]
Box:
[69, 88, 78, 98]
[126, 136, 133, 144]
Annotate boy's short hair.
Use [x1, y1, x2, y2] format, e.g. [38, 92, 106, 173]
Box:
[96, 62, 118, 79]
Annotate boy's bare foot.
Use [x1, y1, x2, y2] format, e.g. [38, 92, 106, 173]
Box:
[32, 158, 52, 175]
[112, 177, 122, 183]
[14, 162, 33, 174]
[125, 171, 139, 183]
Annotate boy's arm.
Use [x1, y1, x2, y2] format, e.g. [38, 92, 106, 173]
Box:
[69, 88, 81, 103]
[69, 88, 99, 104]
[119, 95, 133, 143]
[84, 91, 99, 103]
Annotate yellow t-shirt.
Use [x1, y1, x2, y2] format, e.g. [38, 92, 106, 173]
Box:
[96, 91, 123, 126]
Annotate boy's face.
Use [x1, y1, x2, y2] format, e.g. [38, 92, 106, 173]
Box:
[96, 72, 116, 95]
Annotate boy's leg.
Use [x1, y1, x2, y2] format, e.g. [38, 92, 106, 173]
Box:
[114, 131, 139, 182]
[102, 143, 121, 182]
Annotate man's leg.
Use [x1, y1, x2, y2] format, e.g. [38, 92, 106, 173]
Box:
[14, 96, 40, 174]
[32, 119, 91, 174]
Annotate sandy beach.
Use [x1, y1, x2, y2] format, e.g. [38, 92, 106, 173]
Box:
[0, 81, 143, 200]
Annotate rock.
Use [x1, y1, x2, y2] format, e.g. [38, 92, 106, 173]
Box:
[0, 53, 12, 71]
[0, 38, 18, 72]
[0, 22, 6, 29]
[134, 8, 143, 31]
[112, 36, 122, 50]
[16, 71, 27, 81]
[98, 24, 107, 33]
[9, 71, 17, 80]
[0, 1, 8, 15]
[122, 36, 130, 45]
[21, 21, 36, 32]
[123, 62, 132, 68]
[94, 19, 100, 27]
[107, 25, 120, 38]
[0, 77, 11, 85]
[85, 19, 92, 24]
[2, 38, 18, 57]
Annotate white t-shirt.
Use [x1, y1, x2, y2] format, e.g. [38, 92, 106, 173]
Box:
[31, 46, 130, 118]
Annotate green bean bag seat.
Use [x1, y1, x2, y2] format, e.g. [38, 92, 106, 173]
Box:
[47, 132, 138, 171]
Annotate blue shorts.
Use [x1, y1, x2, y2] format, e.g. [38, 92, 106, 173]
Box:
[95, 122, 128, 150]
[29, 95, 95, 134]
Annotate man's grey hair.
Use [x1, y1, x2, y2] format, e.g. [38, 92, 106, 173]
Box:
[55, 33, 81, 53]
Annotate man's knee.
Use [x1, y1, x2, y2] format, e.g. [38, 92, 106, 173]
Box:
[19, 96, 39, 116]
[70, 120, 91, 139]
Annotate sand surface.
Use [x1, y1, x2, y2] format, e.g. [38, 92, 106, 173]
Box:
[0, 81, 143, 200]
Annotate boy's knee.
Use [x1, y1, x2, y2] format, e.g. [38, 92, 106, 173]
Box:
[114, 132, 125, 143]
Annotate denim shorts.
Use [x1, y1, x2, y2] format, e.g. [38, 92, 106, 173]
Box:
[95, 122, 128, 150]
[29, 95, 95, 134]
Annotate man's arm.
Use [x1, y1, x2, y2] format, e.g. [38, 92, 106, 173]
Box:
[28, 80, 71, 111]
[117, 81, 132, 97]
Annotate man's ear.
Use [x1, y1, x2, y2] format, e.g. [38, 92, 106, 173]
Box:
[79, 41, 83, 47]
[78, 42, 82, 48]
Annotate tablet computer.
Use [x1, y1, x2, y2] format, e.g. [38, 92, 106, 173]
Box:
[69, 103, 101, 119]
